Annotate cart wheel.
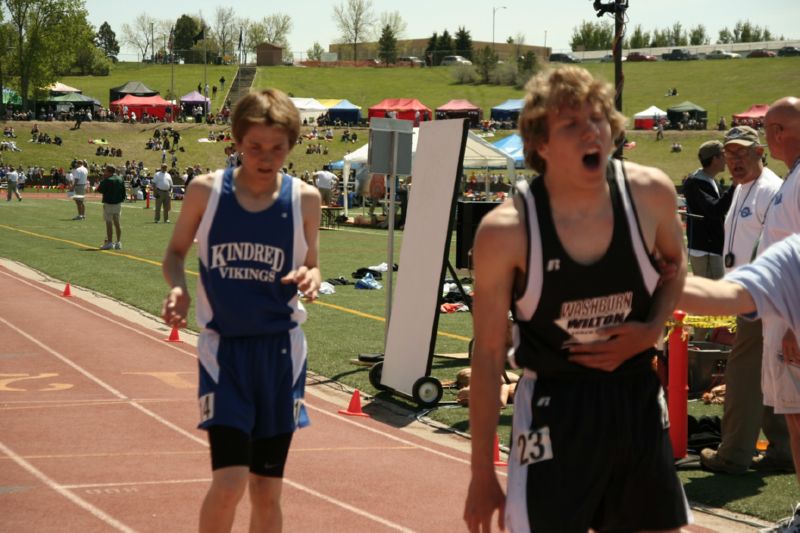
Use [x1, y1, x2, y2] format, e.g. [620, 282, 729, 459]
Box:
[412, 376, 443, 408]
[368, 362, 388, 391]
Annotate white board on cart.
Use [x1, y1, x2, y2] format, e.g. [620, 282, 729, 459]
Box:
[378, 119, 469, 402]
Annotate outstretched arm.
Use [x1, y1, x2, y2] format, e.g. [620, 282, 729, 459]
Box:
[680, 276, 755, 316]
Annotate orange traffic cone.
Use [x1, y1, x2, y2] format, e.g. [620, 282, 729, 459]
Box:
[338, 389, 369, 417]
[62, 282, 72, 297]
[493, 434, 507, 467]
[165, 326, 181, 342]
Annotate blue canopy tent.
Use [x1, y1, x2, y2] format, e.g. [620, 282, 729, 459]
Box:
[492, 133, 525, 169]
[490, 98, 525, 123]
[328, 99, 362, 125]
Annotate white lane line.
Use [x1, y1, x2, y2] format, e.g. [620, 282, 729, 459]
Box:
[305, 403, 470, 467]
[0, 269, 198, 360]
[0, 440, 136, 533]
[0, 316, 206, 447]
[0, 316, 417, 531]
[62, 478, 211, 490]
[284, 478, 413, 532]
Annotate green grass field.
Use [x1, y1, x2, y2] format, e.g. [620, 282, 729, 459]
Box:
[3, 59, 800, 522]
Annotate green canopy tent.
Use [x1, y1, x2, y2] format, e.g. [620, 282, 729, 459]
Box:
[666, 100, 708, 130]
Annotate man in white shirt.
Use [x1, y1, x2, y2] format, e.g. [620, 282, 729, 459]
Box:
[314, 169, 337, 206]
[152, 163, 173, 223]
[5, 165, 21, 201]
[698, 126, 790, 475]
[71, 160, 88, 220]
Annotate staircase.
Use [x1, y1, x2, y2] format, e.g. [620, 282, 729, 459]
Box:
[225, 66, 257, 109]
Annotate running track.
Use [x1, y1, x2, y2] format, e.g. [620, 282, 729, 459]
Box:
[0, 262, 482, 532]
[0, 261, 731, 532]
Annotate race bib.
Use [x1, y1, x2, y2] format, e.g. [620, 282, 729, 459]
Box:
[199, 393, 215, 423]
[517, 426, 554, 465]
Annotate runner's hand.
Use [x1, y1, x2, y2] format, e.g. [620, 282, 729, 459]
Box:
[162, 286, 189, 328]
[568, 321, 660, 372]
[464, 474, 505, 533]
[281, 266, 320, 300]
[782, 329, 800, 366]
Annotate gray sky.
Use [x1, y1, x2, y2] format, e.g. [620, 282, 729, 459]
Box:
[85, 0, 799, 60]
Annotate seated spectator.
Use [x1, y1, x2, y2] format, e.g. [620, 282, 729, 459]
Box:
[671, 142, 683, 153]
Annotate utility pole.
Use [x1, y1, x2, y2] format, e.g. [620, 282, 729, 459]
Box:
[594, 0, 629, 158]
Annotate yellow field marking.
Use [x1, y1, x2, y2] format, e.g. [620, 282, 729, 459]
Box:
[311, 300, 471, 342]
[0, 225, 470, 343]
[122, 371, 195, 389]
[0, 373, 72, 392]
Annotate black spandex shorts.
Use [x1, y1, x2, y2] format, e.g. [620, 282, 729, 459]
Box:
[208, 426, 293, 478]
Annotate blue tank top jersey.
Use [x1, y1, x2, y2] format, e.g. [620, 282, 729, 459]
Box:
[511, 160, 660, 377]
[195, 167, 308, 337]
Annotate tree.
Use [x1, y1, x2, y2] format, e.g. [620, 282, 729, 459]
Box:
[569, 20, 613, 51]
[4, 0, 92, 109]
[379, 11, 406, 40]
[436, 29, 453, 63]
[121, 13, 156, 61]
[454, 26, 473, 60]
[688, 25, 709, 46]
[473, 45, 498, 84]
[649, 28, 670, 48]
[332, 0, 376, 61]
[425, 32, 437, 65]
[627, 24, 650, 49]
[95, 21, 119, 62]
[212, 6, 235, 59]
[717, 27, 733, 44]
[377, 24, 396, 65]
[668, 22, 688, 46]
[307, 42, 324, 61]
[173, 14, 199, 62]
[261, 13, 292, 60]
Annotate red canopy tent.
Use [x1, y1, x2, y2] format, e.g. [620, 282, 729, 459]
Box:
[435, 99, 483, 127]
[732, 104, 769, 128]
[368, 98, 432, 123]
[110, 94, 178, 120]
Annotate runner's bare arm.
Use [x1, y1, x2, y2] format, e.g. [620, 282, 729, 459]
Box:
[464, 199, 525, 533]
[281, 181, 322, 299]
[570, 164, 687, 370]
[161, 174, 213, 327]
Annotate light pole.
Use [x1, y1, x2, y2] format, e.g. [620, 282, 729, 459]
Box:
[492, 6, 507, 52]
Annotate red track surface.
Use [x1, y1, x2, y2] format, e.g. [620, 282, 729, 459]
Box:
[0, 263, 730, 532]
[0, 264, 481, 532]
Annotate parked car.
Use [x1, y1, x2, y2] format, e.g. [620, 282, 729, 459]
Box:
[398, 56, 425, 67]
[600, 53, 626, 62]
[747, 49, 777, 58]
[549, 53, 581, 63]
[706, 49, 741, 60]
[440, 55, 472, 66]
[777, 46, 800, 57]
[626, 51, 657, 62]
[662, 49, 699, 61]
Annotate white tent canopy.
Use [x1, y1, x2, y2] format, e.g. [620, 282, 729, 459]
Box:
[290, 97, 327, 124]
[633, 105, 667, 119]
[341, 126, 515, 215]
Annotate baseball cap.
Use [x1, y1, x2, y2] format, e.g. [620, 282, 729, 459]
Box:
[698, 140, 723, 160]
[724, 126, 761, 147]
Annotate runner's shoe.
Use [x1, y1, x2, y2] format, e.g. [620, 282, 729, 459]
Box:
[99, 241, 113, 250]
